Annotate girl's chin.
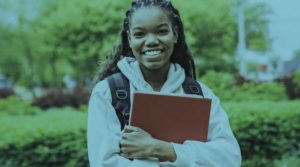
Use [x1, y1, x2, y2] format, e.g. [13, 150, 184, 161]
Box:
[144, 64, 162, 70]
[142, 61, 169, 71]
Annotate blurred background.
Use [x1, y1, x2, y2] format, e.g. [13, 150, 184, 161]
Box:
[0, 0, 299, 166]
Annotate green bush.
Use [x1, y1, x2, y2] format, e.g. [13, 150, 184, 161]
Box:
[274, 155, 300, 167]
[0, 88, 14, 99]
[293, 72, 300, 95]
[0, 101, 299, 167]
[199, 70, 236, 100]
[32, 86, 90, 110]
[0, 109, 87, 167]
[0, 96, 41, 116]
[199, 71, 288, 101]
[224, 101, 300, 167]
[232, 82, 288, 101]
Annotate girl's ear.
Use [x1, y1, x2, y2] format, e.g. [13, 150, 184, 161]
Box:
[173, 26, 178, 43]
[127, 30, 132, 48]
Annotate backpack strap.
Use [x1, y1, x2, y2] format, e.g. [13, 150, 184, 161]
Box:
[106, 72, 130, 130]
[106, 73, 203, 130]
[182, 76, 204, 97]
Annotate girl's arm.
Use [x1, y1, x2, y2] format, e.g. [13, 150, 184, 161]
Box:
[120, 125, 177, 162]
[87, 81, 160, 167]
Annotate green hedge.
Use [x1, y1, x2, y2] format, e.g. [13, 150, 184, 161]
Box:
[293, 72, 300, 91]
[0, 96, 41, 116]
[200, 70, 288, 101]
[274, 156, 300, 167]
[224, 101, 300, 167]
[233, 82, 288, 101]
[0, 109, 87, 167]
[0, 101, 299, 167]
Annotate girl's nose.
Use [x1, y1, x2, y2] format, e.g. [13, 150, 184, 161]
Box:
[145, 34, 159, 46]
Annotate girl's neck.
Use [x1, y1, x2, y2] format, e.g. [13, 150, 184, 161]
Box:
[140, 63, 170, 92]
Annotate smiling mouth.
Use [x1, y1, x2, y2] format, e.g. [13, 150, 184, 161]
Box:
[142, 50, 163, 56]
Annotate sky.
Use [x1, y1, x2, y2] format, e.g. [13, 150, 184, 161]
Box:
[252, 0, 300, 60]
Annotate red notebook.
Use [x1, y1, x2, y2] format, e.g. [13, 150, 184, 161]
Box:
[129, 92, 211, 144]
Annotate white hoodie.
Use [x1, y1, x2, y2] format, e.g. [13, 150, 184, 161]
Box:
[87, 57, 241, 167]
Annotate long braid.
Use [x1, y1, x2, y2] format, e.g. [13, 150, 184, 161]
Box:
[97, 0, 197, 81]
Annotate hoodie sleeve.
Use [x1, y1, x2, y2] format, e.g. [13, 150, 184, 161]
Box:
[160, 83, 241, 167]
[87, 81, 159, 167]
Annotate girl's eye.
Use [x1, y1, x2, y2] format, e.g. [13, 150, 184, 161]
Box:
[158, 29, 169, 35]
[133, 32, 145, 38]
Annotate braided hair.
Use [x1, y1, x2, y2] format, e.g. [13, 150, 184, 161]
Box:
[97, 0, 197, 81]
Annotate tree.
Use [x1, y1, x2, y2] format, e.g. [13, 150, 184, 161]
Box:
[244, 2, 272, 51]
[172, 0, 271, 76]
[0, 0, 36, 86]
[32, 0, 130, 86]
[0, 24, 23, 81]
[293, 49, 300, 58]
[173, 0, 238, 75]
[0, 0, 271, 87]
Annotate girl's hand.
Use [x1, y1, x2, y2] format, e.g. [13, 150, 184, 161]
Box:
[119, 126, 177, 162]
[120, 125, 156, 159]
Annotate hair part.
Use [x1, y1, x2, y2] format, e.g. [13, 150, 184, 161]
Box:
[97, 0, 197, 81]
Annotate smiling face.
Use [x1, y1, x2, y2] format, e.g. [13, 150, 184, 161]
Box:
[128, 7, 178, 72]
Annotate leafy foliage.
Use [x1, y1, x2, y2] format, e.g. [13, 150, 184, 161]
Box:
[294, 49, 300, 58]
[0, 25, 24, 82]
[0, 88, 14, 99]
[244, 2, 272, 51]
[224, 101, 300, 167]
[0, 101, 299, 166]
[293, 72, 300, 93]
[0, 0, 270, 87]
[0, 109, 87, 167]
[32, 86, 90, 110]
[0, 96, 41, 116]
[274, 155, 300, 167]
[200, 70, 288, 101]
[232, 81, 288, 101]
[200, 70, 235, 95]
[31, 0, 130, 85]
[281, 75, 300, 99]
[173, 0, 238, 74]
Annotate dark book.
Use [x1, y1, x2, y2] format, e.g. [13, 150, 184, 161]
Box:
[129, 92, 211, 144]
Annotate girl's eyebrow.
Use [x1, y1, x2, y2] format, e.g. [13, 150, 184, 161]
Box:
[132, 22, 169, 30]
[156, 23, 169, 28]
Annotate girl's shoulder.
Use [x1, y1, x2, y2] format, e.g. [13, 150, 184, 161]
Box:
[89, 80, 113, 104]
[90, 72, 128, 103]
[196, 81, 219, 101]
[91, 80, 110, 97]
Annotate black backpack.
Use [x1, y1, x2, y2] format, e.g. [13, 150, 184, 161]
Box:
[106, 72, 204, 130]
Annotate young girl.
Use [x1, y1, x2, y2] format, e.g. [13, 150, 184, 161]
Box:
[87, 0, 241, 166]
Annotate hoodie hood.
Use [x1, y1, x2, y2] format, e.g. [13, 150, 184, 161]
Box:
[117, 57, 185, 93]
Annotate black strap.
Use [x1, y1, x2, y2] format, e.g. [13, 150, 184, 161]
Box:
[106, 73, 130, 130]
[106, 73, 203, 130]
[182, 76, 204, 97]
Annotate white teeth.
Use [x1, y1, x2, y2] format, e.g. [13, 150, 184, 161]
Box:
[144, 50, 162, 56]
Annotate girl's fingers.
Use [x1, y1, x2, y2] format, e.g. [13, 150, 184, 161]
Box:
[123, 126, 152, 139]
[119, 142, 129, 154]
[120, 153, 130, 159]
[123, 125, 140, 133]
[120, 153, 134, 161]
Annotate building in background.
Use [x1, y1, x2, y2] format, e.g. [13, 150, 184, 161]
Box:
[236, 1, 300, 82]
